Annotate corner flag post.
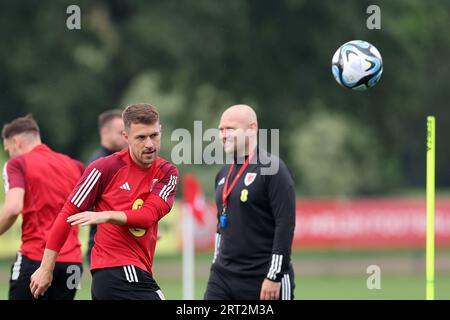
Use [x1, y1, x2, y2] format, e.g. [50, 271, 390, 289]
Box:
[182, 203, 195, 300]
[426, 116, 435, 300]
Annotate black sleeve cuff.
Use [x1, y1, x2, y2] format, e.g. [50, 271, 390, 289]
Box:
[266, 275, 283, 282]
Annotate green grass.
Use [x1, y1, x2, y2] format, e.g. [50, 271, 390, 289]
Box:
[3, 272, 450, 300]
[295, 274, 450, 300]
[2, 254, 450, 300]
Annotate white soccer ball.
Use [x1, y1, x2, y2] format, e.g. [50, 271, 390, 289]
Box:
[332, 40, 383, 91]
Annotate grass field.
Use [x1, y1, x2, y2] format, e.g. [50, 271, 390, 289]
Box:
[1, 250, 450, 300]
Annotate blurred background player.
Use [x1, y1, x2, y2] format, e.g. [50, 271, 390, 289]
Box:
[86, 109, 127, 265]
[204, 104, 296, 300]
[30, 103, 178, 300]
[0, 115, 84, 300]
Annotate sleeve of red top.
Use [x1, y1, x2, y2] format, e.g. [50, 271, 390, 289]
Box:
[46, 202, 80, 252]
[67, 160, 107, 212]
[124, 194, 171, 229]
[46, 160, 110, 252]
[3, 157, 26, 192]
[150, 165, 178, 209]
[124, 164, 179, 229]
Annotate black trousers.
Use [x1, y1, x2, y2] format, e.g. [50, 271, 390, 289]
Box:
[204, 264, 295, 300]
[91, 265, 165, 300]
[9, 252, 83, 300]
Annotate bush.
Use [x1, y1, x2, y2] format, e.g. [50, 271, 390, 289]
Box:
[290, 111, 400, 197]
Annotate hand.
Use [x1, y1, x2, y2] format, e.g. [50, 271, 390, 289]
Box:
[260, 278, 281, 300]
[67, 211, 110, 226]
[30, 267, 53, 299]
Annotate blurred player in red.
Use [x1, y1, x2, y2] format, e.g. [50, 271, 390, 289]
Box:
[30, 103, 179, 300]
[0, 115, 84, 300]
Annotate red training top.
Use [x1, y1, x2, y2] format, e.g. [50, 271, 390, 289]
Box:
[46, 149, 178, 275]
[2, 144, 84, 263]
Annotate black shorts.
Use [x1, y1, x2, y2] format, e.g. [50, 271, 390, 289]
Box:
[91, 265, 165, 300]
[9, 252, 83, 300]
[204, 264, 295, 300]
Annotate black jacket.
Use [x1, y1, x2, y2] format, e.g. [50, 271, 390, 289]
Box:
[212, 148, 296, 281]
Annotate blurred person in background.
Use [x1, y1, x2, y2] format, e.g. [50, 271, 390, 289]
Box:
[86, 109, 127, 266]
[0, 115, 84, 300]
[204, 104, 296, 300]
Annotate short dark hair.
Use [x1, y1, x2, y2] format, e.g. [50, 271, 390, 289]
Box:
[122, 103, 159, 129]
[2, 114, 40, 140]
[98, 109, 123, 129]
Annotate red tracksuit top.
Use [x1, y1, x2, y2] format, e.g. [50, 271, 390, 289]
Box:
[46, 148, 178, 275]
[2, 144, 84, 263]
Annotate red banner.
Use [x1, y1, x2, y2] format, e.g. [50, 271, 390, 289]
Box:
[294, 198, 450, 248]
[193, 198, 450, 250]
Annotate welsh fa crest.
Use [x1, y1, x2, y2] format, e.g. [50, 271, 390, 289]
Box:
[244, 173, 257, 186]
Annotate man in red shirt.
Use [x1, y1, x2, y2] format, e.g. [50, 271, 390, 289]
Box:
[30, 103, 179, 300]
[0, 115, 84, 300]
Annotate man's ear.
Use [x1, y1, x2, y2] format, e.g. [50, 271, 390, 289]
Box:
[12, 136, 21, 149]
[247, 122, 258, 137]
[122, 129, 129, 141]
[100, 126, 109, 138]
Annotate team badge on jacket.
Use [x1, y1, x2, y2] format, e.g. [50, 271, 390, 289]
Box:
[244, 173, 257, 186]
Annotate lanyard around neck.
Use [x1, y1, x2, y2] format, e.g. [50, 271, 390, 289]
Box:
[222, 150, 255, 208]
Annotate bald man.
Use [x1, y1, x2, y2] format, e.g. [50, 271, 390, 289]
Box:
[204, 104, 296, 300]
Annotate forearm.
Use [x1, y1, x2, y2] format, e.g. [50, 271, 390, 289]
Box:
[123, 195, 169, 229]
[66, 210, 149, 227]
[0, 211, 19, 236]
[266, 217, 295, 281]
[103, 211, 127, 225]
[0, 188, 24, 236]
[268, 186, 296, 280]
[39, 248, 59, 272]
[46, 204, 78, 252]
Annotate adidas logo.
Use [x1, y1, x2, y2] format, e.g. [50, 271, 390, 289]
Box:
[120, 182, 131, 191]
[150, 178, 159, 192]
[218, 177, 225, 186]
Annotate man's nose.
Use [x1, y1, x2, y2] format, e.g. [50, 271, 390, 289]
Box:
[220, 129, 230, 139]
[144, 137, 154, 148]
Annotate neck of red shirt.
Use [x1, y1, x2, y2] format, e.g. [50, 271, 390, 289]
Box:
[127, 149, 157, 170]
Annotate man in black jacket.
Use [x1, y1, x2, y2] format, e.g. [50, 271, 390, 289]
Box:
[204, 104, 296, 300]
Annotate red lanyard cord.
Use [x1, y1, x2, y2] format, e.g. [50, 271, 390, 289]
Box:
[222, 151, 255, 208]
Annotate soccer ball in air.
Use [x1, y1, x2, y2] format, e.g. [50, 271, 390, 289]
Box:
[331, 40, 383, 91]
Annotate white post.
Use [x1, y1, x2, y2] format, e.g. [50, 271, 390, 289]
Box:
[182, 204, 195, 300]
